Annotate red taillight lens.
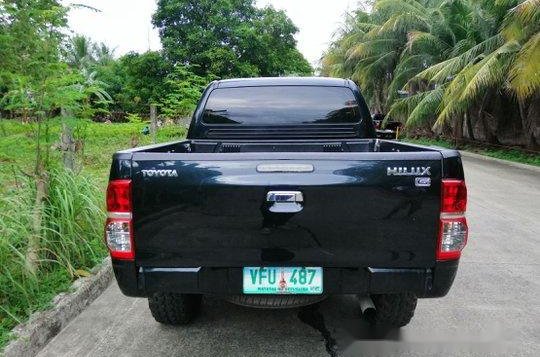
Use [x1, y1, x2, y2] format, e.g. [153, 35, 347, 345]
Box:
[106, 179, 132, 212]
[437, 179, 468, 261]
[105, 180, 134, 260]
[441, 179, 467, 213]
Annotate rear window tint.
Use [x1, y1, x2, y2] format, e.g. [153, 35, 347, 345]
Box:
[202, 86, 360, 125]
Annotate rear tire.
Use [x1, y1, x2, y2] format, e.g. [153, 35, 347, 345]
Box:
[148, 293, 202, 325]
[364, 293, 417, 328]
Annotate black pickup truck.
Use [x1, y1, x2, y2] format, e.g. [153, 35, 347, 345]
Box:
[105, 77, 468, 328]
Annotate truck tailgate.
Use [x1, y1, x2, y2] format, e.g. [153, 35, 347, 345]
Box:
[130, 152, 442, 268]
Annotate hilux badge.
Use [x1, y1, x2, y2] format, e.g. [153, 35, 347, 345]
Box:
[387, 166, 431, 176]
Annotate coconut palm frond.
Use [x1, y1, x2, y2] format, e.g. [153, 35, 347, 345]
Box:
[510, 0, 540, 24]
[353, 51, 397, 85]
[375, 0, 428, 17]
[387, 96, 413, 122]
[387, 54, 434, 104]
[416, 34, 503, 83]
[346, 38, 399, 60]
[378, 13, 430, 35]
[387, 88, 434, 122]
[509, 31, 540, 99]
[462, 41, 518, 99]
[434, 66, 475, 130]
[355, 22, 381, 33]
[406, 86, 445, 127]
[406, 31, 446, 54]
[502, 0, 540, 41]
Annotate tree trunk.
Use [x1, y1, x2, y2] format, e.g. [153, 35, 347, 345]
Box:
[477, 91, 499, 144]
[453, 115, 464, 147]
[465, 111, 475, 141]
[26, 169, 47, 274]
[518, 96, 539, 150]
[480, 114, 498, 144]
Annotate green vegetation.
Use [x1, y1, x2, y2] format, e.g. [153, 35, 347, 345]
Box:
[1, 0, 312, 119]
[92, 50, 213, 116]
[0, 119, 188, 185]
[322, 0, 540, 149]
[404, 137, 540, 166]
[0, 169, 104, 348]
[153, 0, 313, 78]
[0, 119, 187, 348]
[59, 0, 313, 117]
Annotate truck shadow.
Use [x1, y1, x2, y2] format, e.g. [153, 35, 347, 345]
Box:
[304, 295, 404, 356]
[160, 294, 403, 356]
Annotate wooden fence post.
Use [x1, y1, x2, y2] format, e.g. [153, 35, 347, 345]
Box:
[0, 113, 6, 136]
[60, 108, 75, 171]
[150, 104, 157, 144]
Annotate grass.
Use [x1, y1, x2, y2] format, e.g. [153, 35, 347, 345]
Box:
[0, 118, 187, 349]
[403, 137, 540, 167]
[0, 118, 188, 189]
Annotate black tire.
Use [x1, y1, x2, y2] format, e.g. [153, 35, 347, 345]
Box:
[148, 293, 202, 325]
[365, 293, 417, 328]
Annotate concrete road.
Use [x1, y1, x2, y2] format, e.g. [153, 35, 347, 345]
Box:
[38, 155, 540, 357]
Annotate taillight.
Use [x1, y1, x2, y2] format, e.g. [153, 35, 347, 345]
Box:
[437, 179, 468, 261]
[105, 180, 134, 260]
[441, 179, 467, 213]
[106, 179, 132, 212]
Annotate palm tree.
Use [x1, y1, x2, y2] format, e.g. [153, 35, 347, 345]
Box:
[65, 35, 95, 69]
[92, 42, 115, 66]
[504, 0, 540, 148]
[321, 0, 540, 148]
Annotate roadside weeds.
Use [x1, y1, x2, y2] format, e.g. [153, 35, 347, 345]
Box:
[2, 257, 112, 357]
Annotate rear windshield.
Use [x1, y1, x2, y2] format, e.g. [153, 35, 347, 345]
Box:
[202, 86, 360, 125]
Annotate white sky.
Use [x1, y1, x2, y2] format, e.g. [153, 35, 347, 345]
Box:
[66, 0, 364, 67]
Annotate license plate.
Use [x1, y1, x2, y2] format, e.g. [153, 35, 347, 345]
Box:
[243, 267, 323, 294]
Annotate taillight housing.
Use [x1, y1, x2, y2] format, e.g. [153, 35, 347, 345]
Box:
[441, 179, 467, 213]
[437, 179, 468, 261]
[105, 180, 134, 260]
[106, 179, 132, 212]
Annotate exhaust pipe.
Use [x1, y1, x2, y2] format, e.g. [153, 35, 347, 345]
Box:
[358, 295, 376, 315]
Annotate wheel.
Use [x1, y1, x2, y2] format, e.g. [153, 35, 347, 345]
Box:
[148, 293, 202, 325]
[364, 293, 417, 328]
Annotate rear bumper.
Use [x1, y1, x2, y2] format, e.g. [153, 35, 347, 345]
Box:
[112, 260, 459, 298]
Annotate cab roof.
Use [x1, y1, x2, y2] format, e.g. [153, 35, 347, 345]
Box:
[214, 76, 351, 88]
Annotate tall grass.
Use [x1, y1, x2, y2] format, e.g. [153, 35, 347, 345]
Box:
[0, 168, 106, 347]
[0, 120, 187, 349]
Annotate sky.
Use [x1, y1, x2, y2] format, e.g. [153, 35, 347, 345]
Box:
[66, 0, 364, 67]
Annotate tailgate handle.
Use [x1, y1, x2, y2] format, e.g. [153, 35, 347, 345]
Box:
[266, 191, 303, 213]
